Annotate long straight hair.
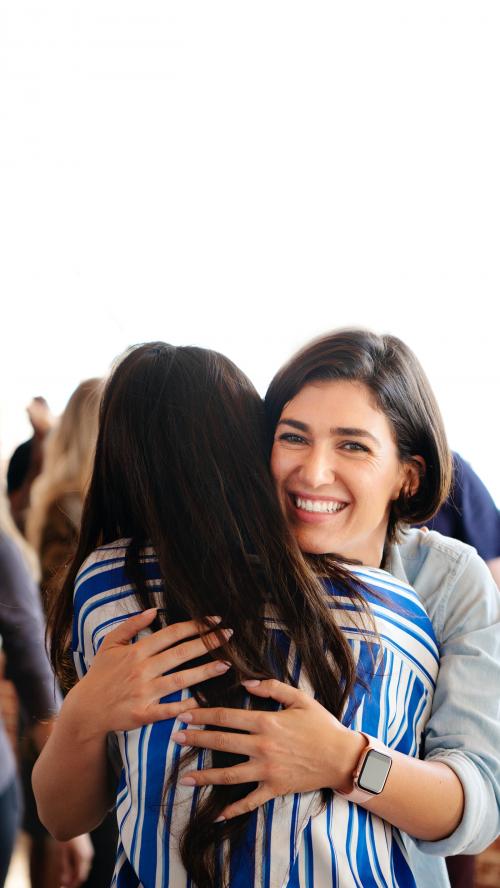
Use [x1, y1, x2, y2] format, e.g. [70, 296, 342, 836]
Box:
[49, 342, 370, 888]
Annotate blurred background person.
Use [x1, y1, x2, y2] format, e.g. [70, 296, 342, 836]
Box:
[26, 379, 103, 606]
[20, 377, 116, 888]
[0, 485, 93, 888]
[7, 398, 54, 535]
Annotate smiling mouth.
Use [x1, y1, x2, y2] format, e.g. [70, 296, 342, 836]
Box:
[292, 495, 348, 514]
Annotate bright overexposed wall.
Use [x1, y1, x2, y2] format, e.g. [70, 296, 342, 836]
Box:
[1, 2, 499, 502]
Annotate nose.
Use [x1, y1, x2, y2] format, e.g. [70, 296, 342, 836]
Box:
[298, 444, 335, 488]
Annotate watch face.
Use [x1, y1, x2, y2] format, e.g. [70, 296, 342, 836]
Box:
[357, 749, 392, 794]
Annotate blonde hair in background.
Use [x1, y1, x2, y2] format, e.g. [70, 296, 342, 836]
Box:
[26, 378, 104, 554]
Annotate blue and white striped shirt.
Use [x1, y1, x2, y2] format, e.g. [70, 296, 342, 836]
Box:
[73, 541, 439, 888]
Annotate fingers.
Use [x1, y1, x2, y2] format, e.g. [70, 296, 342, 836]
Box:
[136, 695, 201, 724]
[241, 678, 305, 708]
[157, 659, 231, 694]
[151, 628, 232, 676]
[151, 696, 200, 722]
[103, 615, 232, 673]
[181, 705, 264, 733]
[103, 608, 158, 645]
[142, 617, 226, 656]
[218, 785, 273, 822]
[179, 762, 258, 787]
[171, 728, 258, 757]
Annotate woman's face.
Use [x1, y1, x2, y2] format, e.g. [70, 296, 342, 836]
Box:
[271, 379, 417, 567]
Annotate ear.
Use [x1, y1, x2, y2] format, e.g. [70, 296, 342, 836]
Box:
[403, 455, 426, 497]
[391, 455, 426, 500]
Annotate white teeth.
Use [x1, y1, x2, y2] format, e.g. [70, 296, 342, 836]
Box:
[294, 496, 347, 514]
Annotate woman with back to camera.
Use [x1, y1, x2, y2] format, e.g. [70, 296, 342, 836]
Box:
[33, 340, 448, 888]
[169, 329, 500, 888]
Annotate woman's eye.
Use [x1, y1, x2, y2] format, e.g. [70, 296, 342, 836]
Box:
[341, 441, 369, 452]
[278, 432, 307, 444]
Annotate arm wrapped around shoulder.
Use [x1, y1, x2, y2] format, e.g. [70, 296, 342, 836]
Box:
[414, 549, 500, 856]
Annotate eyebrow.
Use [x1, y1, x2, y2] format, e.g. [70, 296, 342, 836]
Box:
[276, 419, 381, 446]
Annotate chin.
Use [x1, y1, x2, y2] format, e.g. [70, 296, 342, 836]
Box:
[294, 531, 336, 556]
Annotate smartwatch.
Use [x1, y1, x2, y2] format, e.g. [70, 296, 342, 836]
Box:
[337, 732, 392, 804]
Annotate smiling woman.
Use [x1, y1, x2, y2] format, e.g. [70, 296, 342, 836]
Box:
[262, 329, 500, 884]
[270, 379, 421, 565]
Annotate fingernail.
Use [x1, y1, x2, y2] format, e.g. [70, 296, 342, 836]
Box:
[222, 628, 234, 640]
[208, 616, 222, 624]
[181, 712, 193, 722]
[143, 607, 158, 616]
[214, 816, 225, 823]
[179, 776, 196, 786]
[172, 731, 186, 744]
[214, 661, 231, 673]
[242, 679, 261, 687]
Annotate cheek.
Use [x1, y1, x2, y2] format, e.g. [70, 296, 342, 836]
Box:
[385, 464, 406, 500]
[355, 461, 404, 503]
[270, 447, 286, 486]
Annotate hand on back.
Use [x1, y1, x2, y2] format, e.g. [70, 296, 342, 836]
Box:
[70, 609, 231, 735]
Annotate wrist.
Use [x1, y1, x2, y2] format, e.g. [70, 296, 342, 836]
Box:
[329, 727, 367, 793]
[336, 732, 393, 802]
[63, 682, 109, 743]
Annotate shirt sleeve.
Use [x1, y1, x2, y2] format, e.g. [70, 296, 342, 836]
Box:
[71, 552, 145, 680]
[0, 532, 60, 721]
[414, 548, 500, 856]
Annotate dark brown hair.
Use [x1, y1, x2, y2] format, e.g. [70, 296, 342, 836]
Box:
[265, 328, 452, 542]
[49, 342, 370, 888]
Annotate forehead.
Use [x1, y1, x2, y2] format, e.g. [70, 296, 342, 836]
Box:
[281, 380, 394, 437]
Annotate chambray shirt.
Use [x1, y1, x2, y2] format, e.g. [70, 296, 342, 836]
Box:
[387, 528, 500, 888]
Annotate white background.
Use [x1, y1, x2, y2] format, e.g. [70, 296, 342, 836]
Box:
[1, 2, 499, 502]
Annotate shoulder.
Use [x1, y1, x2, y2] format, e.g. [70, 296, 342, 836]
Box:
[74, 538, 159, 613]
[74, 539, 130, 607]
[348, 562, 440, 665]
[388, 528, 500, 641]
[76, 537, 132, 586]
[349, 562, 424, 610]
[389, 526, 483, 585]
[72, 540, 160, 661]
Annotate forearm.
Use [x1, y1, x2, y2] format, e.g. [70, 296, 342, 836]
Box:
[32, 682, 115, 840]
[334, 731, 464, 841]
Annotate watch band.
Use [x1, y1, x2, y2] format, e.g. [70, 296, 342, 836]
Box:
[336, 732, 392, 803]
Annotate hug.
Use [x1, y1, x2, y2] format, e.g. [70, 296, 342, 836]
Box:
[32, 329, 500, 888]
